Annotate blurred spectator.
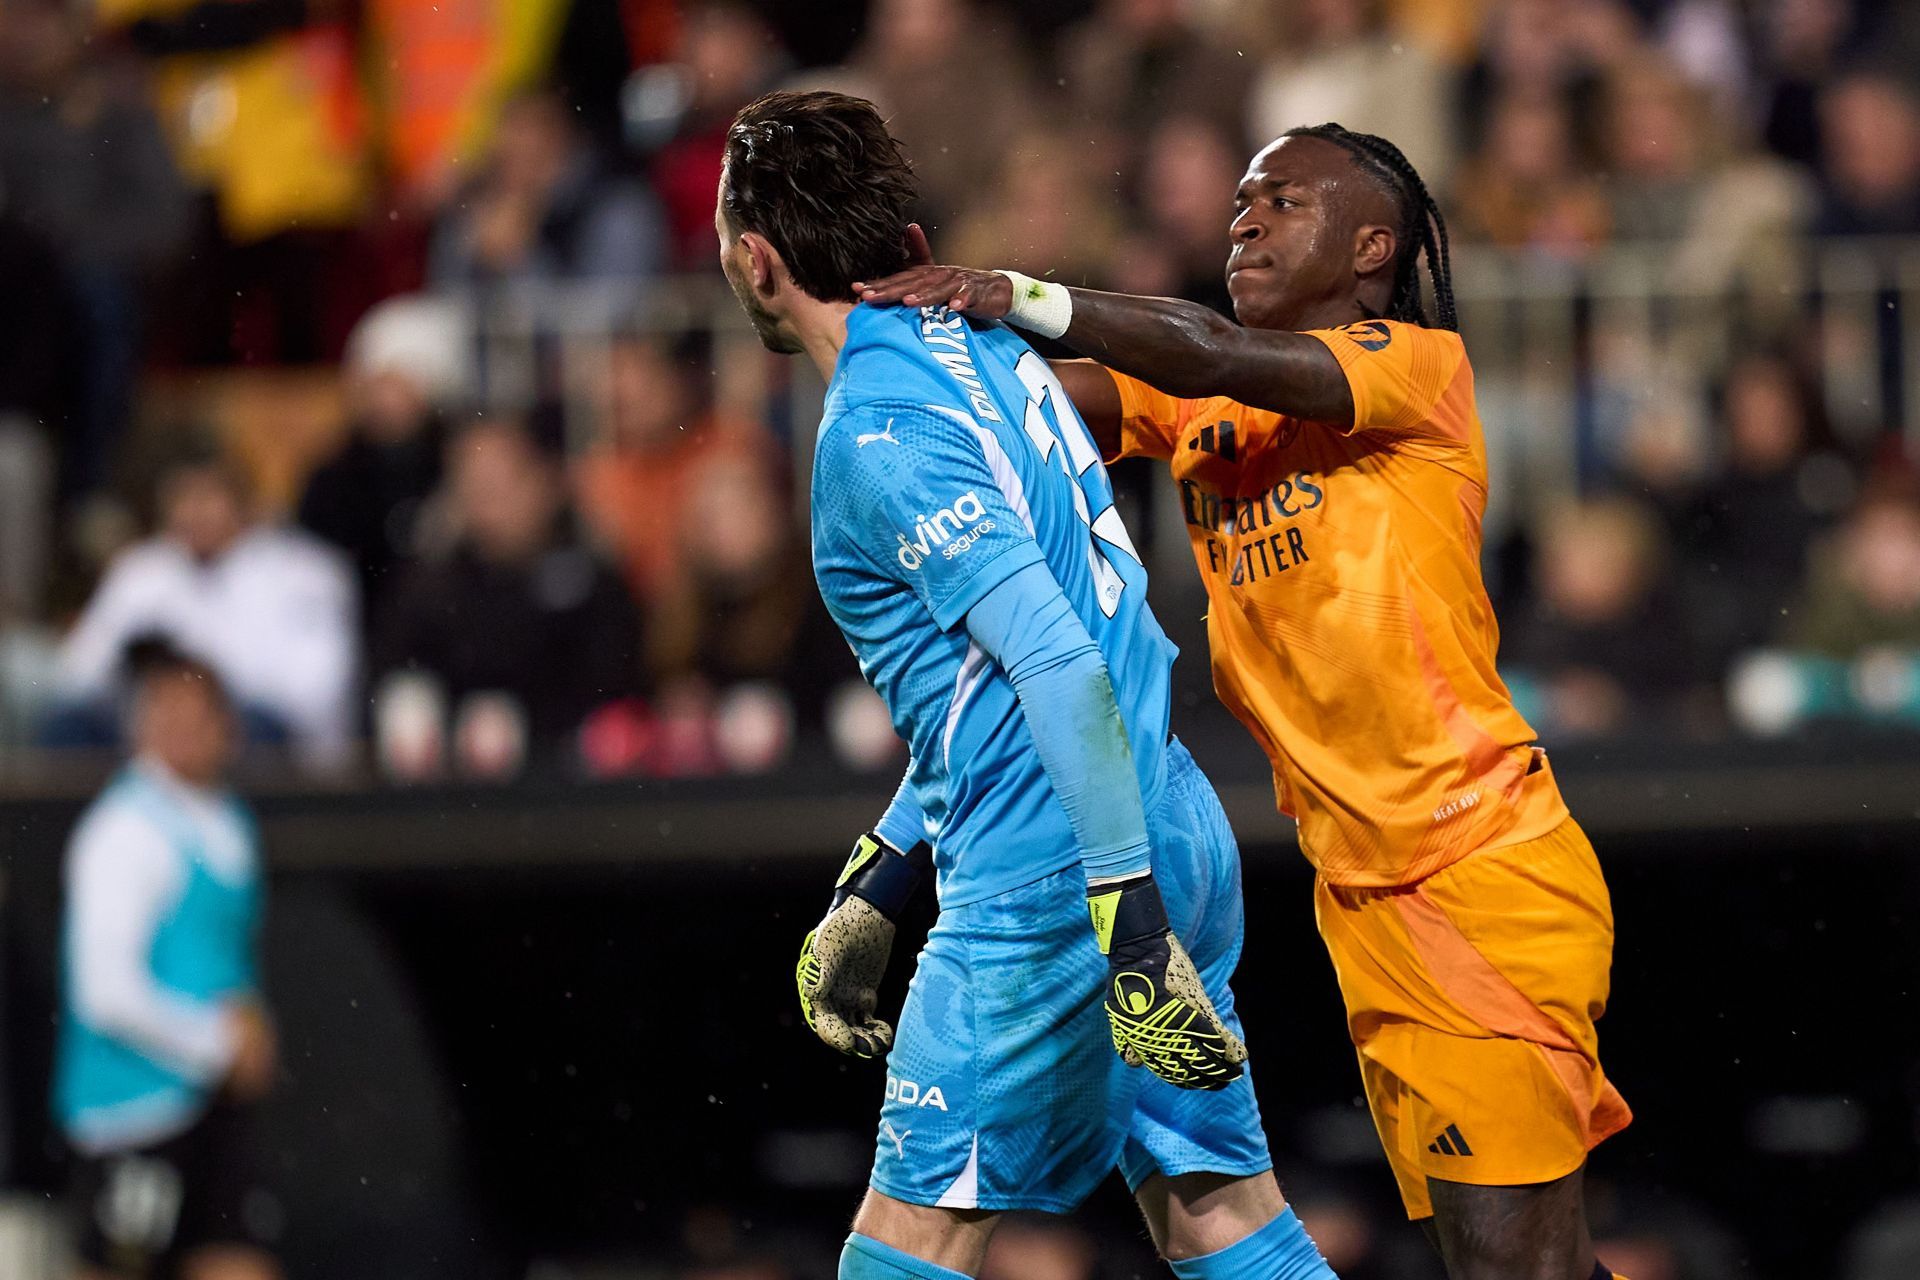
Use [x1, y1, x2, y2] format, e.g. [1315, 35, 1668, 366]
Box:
[1108, 114, 1243, 313]
[1599, 54, 1809, 287]
[1058, 0, 1250, 182]
[101, 0, 366, 240]
[363, 0, 576, 214]
[635, 0, 789, 268]
[1247, 0, 1457, 189]
[649, 451, 857, 753]
[1755, 0, 1859, 168]
[298, 295, 472, 617]
[1452, 87, 1610, 256]
[573, 331, 764, 604]
[1782, 487, 1920, 658]
[1815, 69, 1920, 236]
[949, 132, 1126, 289]
[1605, 389, 1713, 526]
[429, 88, 665, 288]
[552, 0, 683, 154]
[99, 0, 371, 363]
[1503, 496, 1705, 738]
[0, 0, 190, 498]
[1480, 0, 1642, 91]
[1678, 352, 1852, 669]
[1381, 0, 1490, 67]
[373, 418, 642, 775]
[1605, 56, 1812, 249]
[48, 448, 359, 765]
[54, 645, 281, 1280]
[1458, 0, 1640, 153]
[835, 0, 1039, 230]
[1651, 0, 1752, 124]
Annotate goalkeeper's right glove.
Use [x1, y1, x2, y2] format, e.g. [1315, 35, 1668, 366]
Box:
[1088, 872, 1247, 1090]
[796, 832, 930, 1059]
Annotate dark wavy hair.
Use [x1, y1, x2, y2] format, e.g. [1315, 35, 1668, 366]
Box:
[720, 91, 918, 302]
[123, 635, 231, 709]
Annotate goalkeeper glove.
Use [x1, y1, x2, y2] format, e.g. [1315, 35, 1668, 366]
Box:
[1088, 872, 1247, 1090]
[796, 832, 930, 1058]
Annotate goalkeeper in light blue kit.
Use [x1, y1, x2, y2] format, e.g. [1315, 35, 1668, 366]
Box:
[717, 91, 1337, 1280]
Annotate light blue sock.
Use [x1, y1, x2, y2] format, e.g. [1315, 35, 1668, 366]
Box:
[1167, 1206, 1338, 1280]
[840, 1231, 973, 1280]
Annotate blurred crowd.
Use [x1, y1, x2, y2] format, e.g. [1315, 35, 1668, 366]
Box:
[2, 0, 1920, 780]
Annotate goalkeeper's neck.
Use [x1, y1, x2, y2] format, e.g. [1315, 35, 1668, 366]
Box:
[790, 295, 858, 383]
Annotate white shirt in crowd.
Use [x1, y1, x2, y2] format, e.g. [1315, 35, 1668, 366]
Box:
[58, 527, 358, 765]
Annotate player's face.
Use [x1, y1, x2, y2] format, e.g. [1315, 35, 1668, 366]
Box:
[1225, 136, 1365, 331]
[715, 191, 802, 355]
[134, 675, 235, 787]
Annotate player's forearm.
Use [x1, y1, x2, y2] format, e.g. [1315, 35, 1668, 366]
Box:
[79, 975, 235, 1082]
[1059, 288, 1354, 422]
[1009, 651, 1151, 878]
[966, 563, 1150, 879]
[859, 264, 1350, 419]
[873, 763, 928, 855]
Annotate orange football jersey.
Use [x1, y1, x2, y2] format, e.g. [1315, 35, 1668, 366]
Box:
[1108, 319, 1568, 886]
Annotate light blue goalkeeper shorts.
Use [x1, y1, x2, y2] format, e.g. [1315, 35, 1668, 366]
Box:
[868, 737, 1273, 1212]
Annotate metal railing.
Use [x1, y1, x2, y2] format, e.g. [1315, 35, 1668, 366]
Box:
[1452, 237, 1919, 528]
[452, 237, 1920, 540]
[451, 274, 824, 508]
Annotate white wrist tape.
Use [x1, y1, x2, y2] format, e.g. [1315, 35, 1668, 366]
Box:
[995, 270, 1073, 339]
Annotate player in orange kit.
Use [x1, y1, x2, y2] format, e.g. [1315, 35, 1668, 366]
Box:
[856, 124, 1630, 1280]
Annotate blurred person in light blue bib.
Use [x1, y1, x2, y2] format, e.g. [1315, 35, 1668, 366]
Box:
[54, 641, 282, 1280]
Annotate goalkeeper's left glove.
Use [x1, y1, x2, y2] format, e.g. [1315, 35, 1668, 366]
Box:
[796, 832, 930, 1059]
[1088, 872, 1248, 1090]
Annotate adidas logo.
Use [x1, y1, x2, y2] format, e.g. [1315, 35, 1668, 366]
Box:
[1186, 420, 1238, 462]
[1427, 1124, 1474, 1157]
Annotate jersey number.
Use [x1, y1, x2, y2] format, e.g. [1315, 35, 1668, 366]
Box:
[1012, 350, 1143, 618]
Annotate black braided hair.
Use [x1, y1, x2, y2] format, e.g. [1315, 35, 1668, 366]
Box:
[1281, 123, 1457, 332]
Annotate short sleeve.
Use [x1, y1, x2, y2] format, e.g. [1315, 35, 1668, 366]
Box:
[1105, 370, 1202, 463]
[1303, 320, 1468, 441]
[817, 402, 1047, 631]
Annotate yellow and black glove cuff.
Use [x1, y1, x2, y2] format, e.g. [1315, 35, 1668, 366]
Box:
[830, 831, 933, 920]
[1087, 872, 1170, 955]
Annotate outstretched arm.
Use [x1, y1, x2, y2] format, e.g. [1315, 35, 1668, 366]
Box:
[856, 268, 1354, 423]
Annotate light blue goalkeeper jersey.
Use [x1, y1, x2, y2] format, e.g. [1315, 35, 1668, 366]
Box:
[811, 304, 1178, 907]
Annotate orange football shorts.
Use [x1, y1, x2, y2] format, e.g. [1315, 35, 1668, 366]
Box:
[1313, 817, 1632, 1219]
